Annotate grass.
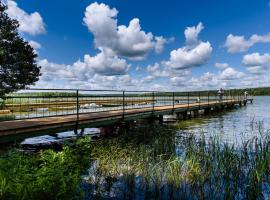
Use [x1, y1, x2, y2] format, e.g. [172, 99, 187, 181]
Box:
[0, 123, 270, 199]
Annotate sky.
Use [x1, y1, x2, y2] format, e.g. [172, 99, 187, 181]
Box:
[3, 0, 270, 91]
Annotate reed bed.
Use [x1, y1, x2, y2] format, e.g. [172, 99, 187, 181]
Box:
[0, 123, 270, 199]
[84, 124, 270, 199]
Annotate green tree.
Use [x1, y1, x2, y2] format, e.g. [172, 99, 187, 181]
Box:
[0, 2, 41, 97]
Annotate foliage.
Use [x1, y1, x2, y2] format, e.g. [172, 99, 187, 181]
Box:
[0, 2, 41, 96]
[0, 137, 92, 200]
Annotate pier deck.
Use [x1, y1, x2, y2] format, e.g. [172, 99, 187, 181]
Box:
[0, 99, 245, 137]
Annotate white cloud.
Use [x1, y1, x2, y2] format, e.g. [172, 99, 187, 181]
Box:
[146, 62, 191, 78]
[225, 33, 270, 53]
[242, 53, 270, 74]
[84, 51, 130, 76]
[184, 22, 204, 47]
[6, 0, 46, 35]
[83, 2, 168, 60]
[165, 41, 212, 69]
[214, 62, 229, 69]
[141, 75, 155, 83]
[38, 50, 130, 85]
[154, 36, 174, 53]
[146, 63, 169, 77]
[164, 22, 212, 70]
[246, 66, 266, 75]
[170, 76, 188, 86]
[219, 67, 244, 80]
[242, 52, 270, 67]
[28, 40, 41, 50]
[171, 66, 246, 90]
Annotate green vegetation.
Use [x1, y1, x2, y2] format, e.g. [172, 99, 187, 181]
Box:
[0, 2, 41, 96]
[243, 87, 270, 96]
[0, 137, 92, 200]
[0, 124, 270, 199]
[86, 125, 270, 199]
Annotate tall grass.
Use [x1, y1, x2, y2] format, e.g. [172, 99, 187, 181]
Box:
[85, 125, 270, 199]
[0, 124, 270, 199]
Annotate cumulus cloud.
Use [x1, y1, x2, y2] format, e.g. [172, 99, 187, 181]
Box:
[146, 63, 169, 77]
[83, 2, 168, 60]
[6, 0, 46, 35]
[164, 22, 212, 70]
[242, 52, 270, 74]
[38, 51, 129, 86]
[170, 76, 189, 86]
[184, 22, 204, 47]
[172, 66, 246, 90]
[154, 36, 174, 53]
[225, 33, 270, 53]
[242, 53, 270, 67]
[219, 67, 244, 80]
[214, 62, 229, 69]
[84, 51, 130, 76]
[246, 66, 266, 75]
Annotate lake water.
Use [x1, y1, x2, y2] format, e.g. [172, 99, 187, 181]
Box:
[180, 96, 270, 146]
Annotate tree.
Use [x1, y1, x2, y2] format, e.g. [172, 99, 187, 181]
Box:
[0, 2, 41, 96]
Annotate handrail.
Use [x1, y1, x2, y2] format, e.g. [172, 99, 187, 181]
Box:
[0, 88, 249, 123]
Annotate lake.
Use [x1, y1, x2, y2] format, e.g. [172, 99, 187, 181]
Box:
[180, 96, 270, 146]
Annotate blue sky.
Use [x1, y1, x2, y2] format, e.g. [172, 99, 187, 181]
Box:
[4, 0, 270, 91]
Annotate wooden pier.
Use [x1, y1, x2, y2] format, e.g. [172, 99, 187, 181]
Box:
[0, 99, 250, 139]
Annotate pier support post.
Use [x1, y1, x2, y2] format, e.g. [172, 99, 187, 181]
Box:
[100, 126, 114, 136]
[193, 110, 199, 117]
[158, 115, 163, 124]
[176, 112, 187, 120]
[204, 108, 210, 115]
[182, 111, 188, 120]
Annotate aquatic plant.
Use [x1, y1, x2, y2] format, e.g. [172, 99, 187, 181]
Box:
[1, 122, 270, 199]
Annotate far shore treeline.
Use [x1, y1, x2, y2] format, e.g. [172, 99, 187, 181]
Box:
[0, 87, 270, 98]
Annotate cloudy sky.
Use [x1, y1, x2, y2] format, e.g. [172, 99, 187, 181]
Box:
[4, 0, 270, 91]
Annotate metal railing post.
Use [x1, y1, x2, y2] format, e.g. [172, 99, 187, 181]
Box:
[76, 89, 79, 122]
[122, 91, 125, 119]
[208, 92, 209, 106]
[152, 92, 155, 114]
[187, 92, 190, 109]
[172, 92, 175, 112]
[198, 92, 200, 109]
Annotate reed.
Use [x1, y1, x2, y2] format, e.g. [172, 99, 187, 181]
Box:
[0, 123, 270, 199]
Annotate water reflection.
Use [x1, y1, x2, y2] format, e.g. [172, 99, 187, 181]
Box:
[180, 96, 270, 146]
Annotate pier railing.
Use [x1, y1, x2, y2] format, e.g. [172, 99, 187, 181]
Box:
[0, 89, 246, 122]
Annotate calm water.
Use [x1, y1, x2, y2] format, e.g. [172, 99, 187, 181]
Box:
[181, 96, 270, 146]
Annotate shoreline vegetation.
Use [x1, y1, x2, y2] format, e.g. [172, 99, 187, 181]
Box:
[1, 87, 270, 98]
[1, 122, 270, 199]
